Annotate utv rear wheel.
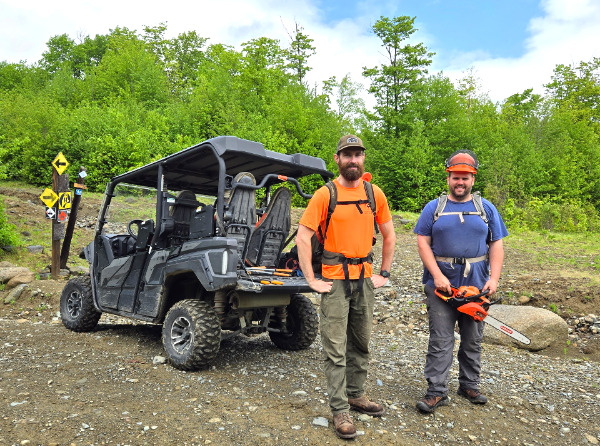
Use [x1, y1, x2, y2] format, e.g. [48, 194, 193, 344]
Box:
[269, 294, 318, 350]
[162, 300, 221, 371]
[60, 276, 101, 332]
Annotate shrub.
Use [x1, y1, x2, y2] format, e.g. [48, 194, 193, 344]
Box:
[0, 197, 20, 249]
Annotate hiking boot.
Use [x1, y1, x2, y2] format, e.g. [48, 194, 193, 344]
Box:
[348, 395, 385, 417]
[332, 412, 357, 439]
[416, 394, 449, 413]
[457, 387, 488, 404]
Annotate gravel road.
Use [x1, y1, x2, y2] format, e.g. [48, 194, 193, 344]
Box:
[2, 290, 600, 444]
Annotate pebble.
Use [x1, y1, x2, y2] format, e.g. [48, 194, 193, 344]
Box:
[312, 417, 329, 428]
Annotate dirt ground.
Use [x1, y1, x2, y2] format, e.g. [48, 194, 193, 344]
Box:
[1, 186, 600, 445]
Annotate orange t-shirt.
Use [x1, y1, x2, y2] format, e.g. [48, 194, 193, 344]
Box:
[299, 179, 392, 280]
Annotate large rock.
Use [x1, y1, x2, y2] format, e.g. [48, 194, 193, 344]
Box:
[5, 271, 35, 289]
[482, 304, 568, 351]
[3, 283, 29, 304]
[0, 266, 31, 283]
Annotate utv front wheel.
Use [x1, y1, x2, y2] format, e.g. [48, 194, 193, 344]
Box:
[60, 276, 101, 332]
[269, 294, 318, 350]
[162, 300, 221, 371]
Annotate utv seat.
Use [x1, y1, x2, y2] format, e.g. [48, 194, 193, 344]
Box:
[223, 172, 256, 265]
[168, 190, 201, 245]
[246, 187, 291, 267]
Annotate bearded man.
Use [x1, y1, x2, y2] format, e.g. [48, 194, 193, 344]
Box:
[296, 135, 396, 439]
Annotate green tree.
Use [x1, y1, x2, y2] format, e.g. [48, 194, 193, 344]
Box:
[284, 23, 316, 84]
[545, 57, 600, 122]
[362, 16, 434, 137]
[323, 75, 366, 132]
[91, 27, 169, 106]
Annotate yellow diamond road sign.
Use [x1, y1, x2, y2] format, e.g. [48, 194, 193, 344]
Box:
[40, 188, 59, 208]
[52, 152, 69, 175]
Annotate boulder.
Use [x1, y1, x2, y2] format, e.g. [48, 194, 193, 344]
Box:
[482, 304, 568, 351]
[3, 283, 29, 304]
[0, 266, 31, 284]
[26, 245, 44, 254]
[5, 271, 36, 289]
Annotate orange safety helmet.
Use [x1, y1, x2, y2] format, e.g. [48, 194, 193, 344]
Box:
[445, 150, 478, 174]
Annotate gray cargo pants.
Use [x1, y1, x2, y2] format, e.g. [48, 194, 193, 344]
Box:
[320, 278, 375, 415]
[423, 285, 485, 396]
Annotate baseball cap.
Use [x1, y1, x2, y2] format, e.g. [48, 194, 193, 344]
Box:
[336, 134, 365, 153]
[445, 150, 478, 174]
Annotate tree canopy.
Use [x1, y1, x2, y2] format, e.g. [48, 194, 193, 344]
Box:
[1, 18, 599, 232]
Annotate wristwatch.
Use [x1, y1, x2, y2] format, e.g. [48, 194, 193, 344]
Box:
[380, 270, 390, 278]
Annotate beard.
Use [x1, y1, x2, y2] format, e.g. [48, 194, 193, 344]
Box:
[449, 182, 472, 200]
[338, 162, 364, 182]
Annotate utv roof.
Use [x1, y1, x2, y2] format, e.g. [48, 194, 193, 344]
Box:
[110, 136, 333, 194]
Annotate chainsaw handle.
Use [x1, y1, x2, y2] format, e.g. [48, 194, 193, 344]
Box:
[461, 288, 489, 300]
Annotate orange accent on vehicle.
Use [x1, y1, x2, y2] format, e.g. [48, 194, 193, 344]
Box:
[271, 280, 284, 285]
[260, 280, 270, 285]
[255, 212, 267, 228]
[278, 175, 288, 181]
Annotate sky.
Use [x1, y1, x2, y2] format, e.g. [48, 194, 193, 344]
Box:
[1, 0, 599, 106]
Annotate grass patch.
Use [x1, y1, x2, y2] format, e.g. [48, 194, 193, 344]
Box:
[505, 229, 600, 283]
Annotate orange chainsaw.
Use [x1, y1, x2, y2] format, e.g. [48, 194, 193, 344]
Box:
[435, 286, 530, 345]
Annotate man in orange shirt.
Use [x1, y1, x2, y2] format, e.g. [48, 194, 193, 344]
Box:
[297, 135, 396, 440]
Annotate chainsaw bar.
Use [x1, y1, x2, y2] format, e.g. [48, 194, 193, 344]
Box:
[484, 315, 531, 345]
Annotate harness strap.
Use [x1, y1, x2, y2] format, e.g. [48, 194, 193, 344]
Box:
[434, 254, 488, 277]
[435, 211, 485, 224]
[322, 250, 374, 297]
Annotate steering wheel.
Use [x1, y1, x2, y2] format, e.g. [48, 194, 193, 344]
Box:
[127, 219, 144, 239]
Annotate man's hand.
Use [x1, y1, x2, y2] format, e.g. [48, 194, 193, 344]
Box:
[371, 274, 389, 289]
[482, 278, 498, 295]
[307, 278, 333, 294]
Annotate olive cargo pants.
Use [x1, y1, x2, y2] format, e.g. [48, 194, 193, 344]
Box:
[320, 278, 375, 415]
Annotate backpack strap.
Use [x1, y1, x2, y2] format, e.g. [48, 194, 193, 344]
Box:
[363, 181, 379, 235]
[433, 192, 448, 223]
[317, 181, 337, 243]
[472, 191, 488, 223]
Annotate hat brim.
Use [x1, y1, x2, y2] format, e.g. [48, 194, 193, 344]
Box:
[446, 165, 477, 174]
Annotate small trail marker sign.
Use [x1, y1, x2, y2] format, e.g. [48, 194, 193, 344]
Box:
[58, 191, 72, 210]
[45, 206, 56, 219]
[57, 209, 69, 223]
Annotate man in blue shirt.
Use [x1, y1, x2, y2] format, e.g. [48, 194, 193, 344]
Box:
[413, 150, 509, 413]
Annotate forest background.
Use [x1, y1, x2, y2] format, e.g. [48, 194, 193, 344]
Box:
[1, 16, 600, 247]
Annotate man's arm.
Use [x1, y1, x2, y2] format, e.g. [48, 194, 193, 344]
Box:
[416, 234, 452, 293]
[371, 220, 396, 288]
[482, 239, 504, 295]
[296, 224, 332, 293]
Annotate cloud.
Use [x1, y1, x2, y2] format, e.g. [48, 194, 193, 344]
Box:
[439, 0, 600, 103]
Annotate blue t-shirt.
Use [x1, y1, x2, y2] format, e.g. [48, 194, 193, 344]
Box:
[414, 196, 509, 289]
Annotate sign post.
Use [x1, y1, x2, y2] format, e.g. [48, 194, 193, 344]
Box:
[43, 152, 70, 278]
[60, 166, 87, 269]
